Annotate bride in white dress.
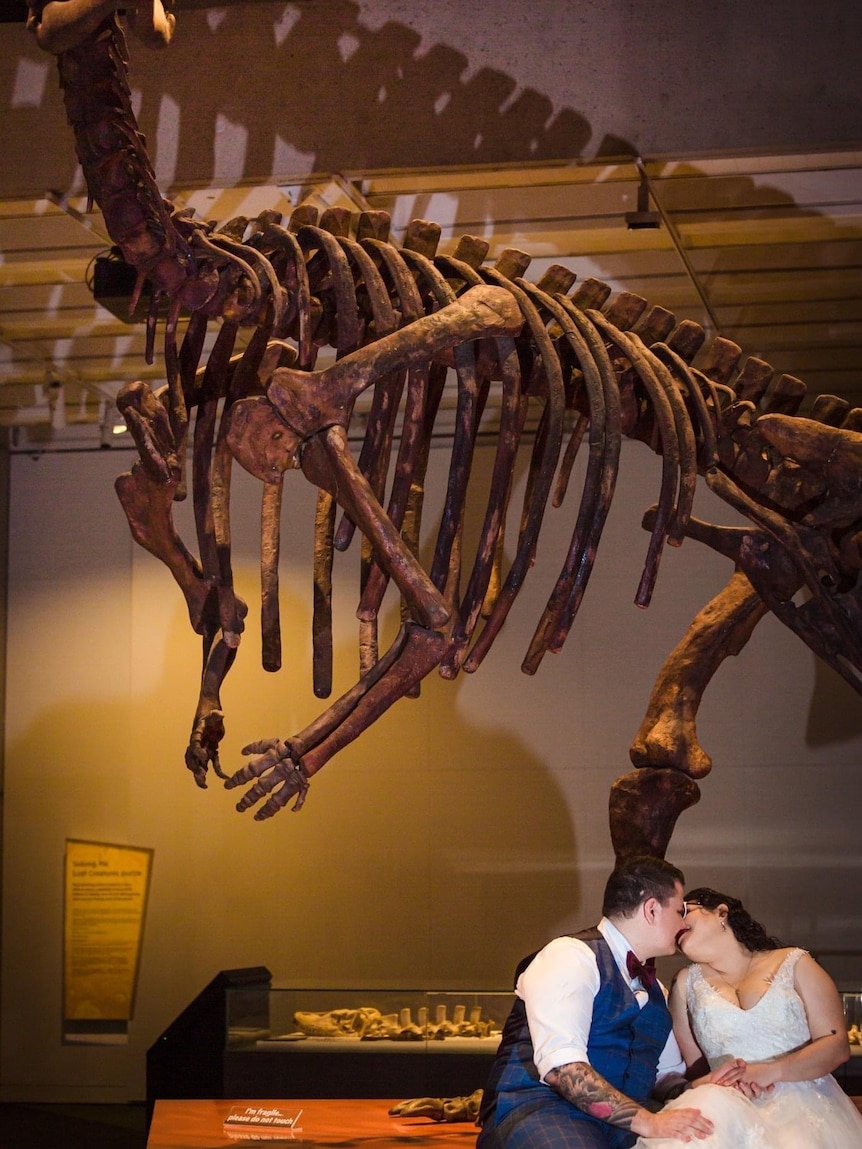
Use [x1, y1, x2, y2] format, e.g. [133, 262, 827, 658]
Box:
[636, 887, 862, 1148]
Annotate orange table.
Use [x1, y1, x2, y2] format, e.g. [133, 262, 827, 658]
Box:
[147, 1098, 480, 1149]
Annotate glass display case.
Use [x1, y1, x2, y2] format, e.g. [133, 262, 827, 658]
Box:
[224, 986, 513, 1099]
[228, 987, 509, 1049]
[842, 992, 862, 1055]
[836, 991, 862, 1097]
[149, 975, 862, 1106]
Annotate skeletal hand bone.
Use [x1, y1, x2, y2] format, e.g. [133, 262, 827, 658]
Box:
[185, 710, 226, 788]
[225, 738, 310, 816]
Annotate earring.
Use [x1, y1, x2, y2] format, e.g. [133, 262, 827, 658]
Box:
[720, 917, 727, 931]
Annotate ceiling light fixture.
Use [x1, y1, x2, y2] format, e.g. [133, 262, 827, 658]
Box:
[625, 167, 661, 230]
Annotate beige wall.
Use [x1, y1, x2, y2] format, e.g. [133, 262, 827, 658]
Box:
[2, 440, 860, 1101]
[1, 0, 861, 1105]
[2, 1, 861, 198]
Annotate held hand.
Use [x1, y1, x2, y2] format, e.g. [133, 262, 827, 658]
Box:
[631, 1106, 714, 1142]
[735, 1061, 778, 1097]
[733, 1080, 769, 1100]
[697, 1058, 748, 1088]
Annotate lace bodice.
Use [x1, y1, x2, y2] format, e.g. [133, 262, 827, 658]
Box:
[686, 948, 811, 1067]
[634, 947, 862, 1148]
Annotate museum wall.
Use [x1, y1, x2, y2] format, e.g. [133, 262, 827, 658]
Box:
[1, 0, 862, 1110]
[2, 1, 862, 198]
[2, 441, 861, 1101]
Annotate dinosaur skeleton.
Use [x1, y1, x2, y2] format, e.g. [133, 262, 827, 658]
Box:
[31, 3, 862, 859]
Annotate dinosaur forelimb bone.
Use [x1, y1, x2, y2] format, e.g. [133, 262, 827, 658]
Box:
[114, 459, 209, 632]
[300, 427, 451, 631]
[388, 1089, 484, 1123]
[115, 454, 251, 788]
[265, 284, 523, 437]
[225, 620, 449, 819]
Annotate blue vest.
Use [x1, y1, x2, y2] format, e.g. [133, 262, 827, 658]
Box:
[478, 928, 672, 1130]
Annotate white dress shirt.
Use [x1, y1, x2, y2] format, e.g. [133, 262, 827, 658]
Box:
[516, 917, 686, 1084]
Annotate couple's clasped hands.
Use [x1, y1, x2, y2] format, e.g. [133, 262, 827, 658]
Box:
[636, 1059, 774, 1142]
[699, 1057, 775, 1099]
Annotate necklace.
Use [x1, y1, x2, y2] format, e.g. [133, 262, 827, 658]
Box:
[714, 952, 755, 1000]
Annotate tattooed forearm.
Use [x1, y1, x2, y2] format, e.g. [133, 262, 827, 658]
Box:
[545, 1062, 642, 1128]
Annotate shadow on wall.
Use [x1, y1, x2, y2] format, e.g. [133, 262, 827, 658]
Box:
[3, 535, 584, 988]
[6, 0, 861, 195]
[3, 0, 861, 854]
[1, 0, 593, 196]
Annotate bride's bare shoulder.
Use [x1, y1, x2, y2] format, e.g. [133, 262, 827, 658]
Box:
[670, 965, 692, 995]
[763, 945, 806, 976]
[777, 945, 807, 963]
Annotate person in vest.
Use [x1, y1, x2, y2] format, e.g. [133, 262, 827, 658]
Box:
[477, 856, 744, 1148]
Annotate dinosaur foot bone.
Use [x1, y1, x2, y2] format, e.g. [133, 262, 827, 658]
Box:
[609, 767, 701, 862]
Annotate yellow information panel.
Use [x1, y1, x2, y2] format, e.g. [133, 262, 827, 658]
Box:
[64, 839, 153, 1021]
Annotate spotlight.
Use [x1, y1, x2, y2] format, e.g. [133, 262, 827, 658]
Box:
[48, 379, 66, 430]
[91, 247, 171, 323]
[625, 169, 661, 230]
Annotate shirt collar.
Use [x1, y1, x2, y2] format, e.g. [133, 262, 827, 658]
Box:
[598, 916, 640, 984]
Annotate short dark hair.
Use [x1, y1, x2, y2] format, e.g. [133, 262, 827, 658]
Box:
[602, 855, 684, 918]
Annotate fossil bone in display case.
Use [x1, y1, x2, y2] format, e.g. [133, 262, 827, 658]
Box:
[843, 992, 862, 1052]
[836, 991, 862, 1097]
[225, 987, 512, 1098]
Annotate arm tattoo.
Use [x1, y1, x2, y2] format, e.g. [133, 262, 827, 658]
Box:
[545, 1062, 641, 1128]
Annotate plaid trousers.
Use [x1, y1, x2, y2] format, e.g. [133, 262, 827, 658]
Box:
[476, 1092, 636, 1149]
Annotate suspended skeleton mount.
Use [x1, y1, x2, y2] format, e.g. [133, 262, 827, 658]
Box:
[30, 4, 862, 861]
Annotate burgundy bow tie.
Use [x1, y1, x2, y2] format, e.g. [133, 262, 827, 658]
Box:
[626, 950, 657, 989]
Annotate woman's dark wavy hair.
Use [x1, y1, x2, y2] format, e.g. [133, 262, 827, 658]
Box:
[685, 887, 783, 952]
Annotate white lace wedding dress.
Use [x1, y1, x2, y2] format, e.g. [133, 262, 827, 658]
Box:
[636, 948, 862, 1148]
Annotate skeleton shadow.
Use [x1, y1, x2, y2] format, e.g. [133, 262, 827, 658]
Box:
[135, 1, 591, 182]
[0, 1, 591, 196]
[3, 0, 858, 867]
